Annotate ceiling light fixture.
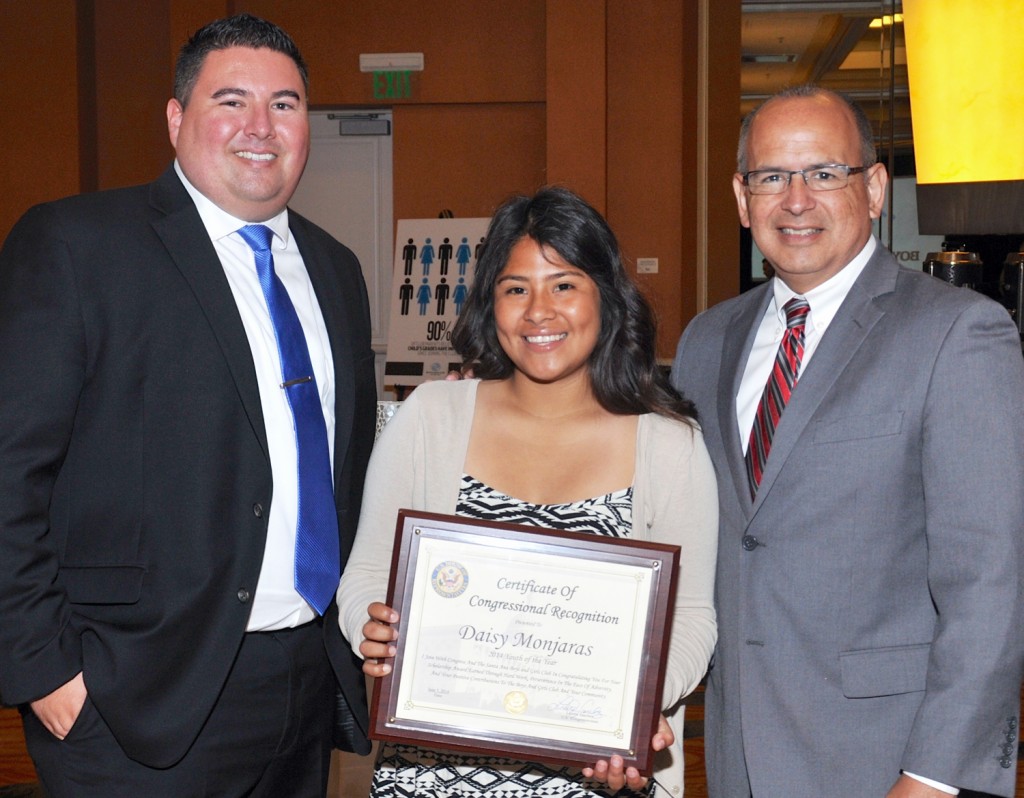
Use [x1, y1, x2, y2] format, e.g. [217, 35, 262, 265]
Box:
[741, 54, 797, 64]
[869, 13, 904, 28]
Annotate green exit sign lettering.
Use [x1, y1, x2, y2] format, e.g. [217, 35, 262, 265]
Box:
[373, 71, 412, 99]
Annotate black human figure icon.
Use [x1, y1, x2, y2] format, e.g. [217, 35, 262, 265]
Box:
[438, 237, 453, 276]
[402, 238, 417, 276]
[434, 277, 450, 316]
[475, 236, 485, 259]
[398, 277, 414, 315]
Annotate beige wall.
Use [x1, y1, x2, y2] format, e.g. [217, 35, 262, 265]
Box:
[0, 0, 740, 353]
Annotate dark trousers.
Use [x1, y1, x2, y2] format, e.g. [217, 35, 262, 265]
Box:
[23, 620, 335, 798]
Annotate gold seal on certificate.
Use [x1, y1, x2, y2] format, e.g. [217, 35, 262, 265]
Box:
[430, 561, 468, 598]
[503, 691, 528, 714]
[370, 510, 679, 772]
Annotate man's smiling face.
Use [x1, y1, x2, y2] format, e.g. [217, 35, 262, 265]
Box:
[167, 46, 309, 222]
[733, 93, 887, 294]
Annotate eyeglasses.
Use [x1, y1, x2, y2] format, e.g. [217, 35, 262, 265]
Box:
[742, 164, 869, 195]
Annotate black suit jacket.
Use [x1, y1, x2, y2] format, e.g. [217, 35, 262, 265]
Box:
[0, 166, 376, 767]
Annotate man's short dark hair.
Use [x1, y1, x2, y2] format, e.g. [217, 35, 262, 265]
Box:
[174, 13, 309, 107]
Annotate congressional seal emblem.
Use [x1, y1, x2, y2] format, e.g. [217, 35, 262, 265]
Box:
[431, 561, 469, 598]
[503, 690, 528, 714]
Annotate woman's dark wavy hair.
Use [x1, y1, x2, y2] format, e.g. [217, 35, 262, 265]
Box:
[451, 186, 697, 424]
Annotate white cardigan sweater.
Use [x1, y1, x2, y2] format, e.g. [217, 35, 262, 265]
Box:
[338, 379, 718, 796]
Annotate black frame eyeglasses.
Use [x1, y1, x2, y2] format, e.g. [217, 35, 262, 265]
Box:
[742, 164, 870, 195]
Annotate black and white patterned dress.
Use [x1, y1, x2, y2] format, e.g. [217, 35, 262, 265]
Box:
[368, 475, 651, 798]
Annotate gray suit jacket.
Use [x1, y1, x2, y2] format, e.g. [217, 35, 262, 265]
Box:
[671, 244, 1024, 797]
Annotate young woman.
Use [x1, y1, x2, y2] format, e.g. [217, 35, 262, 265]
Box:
[338, 187, 718, 797]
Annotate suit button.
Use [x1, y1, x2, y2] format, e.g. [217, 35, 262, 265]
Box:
[253, 503, 264, 518]
[1000, 757, 1012, 768]
[741, 535, 760, 551]
[1009, 717, 1018, 730]
[237, 589, 251, 603]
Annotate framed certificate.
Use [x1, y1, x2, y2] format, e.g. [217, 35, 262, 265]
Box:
[370, 509, 680, 772]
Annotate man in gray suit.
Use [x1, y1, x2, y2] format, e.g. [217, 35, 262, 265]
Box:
[671, 85, 1024, 797]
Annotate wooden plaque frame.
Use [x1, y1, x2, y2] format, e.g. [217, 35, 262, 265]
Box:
[370, 509, 679, 772]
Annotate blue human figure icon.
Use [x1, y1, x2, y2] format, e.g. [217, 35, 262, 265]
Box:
[402, 238, 417, 276]
[417, 278, 431, 316]
[456, 237, 472, 276]
[453, 277, 468, 315]
[420, 237, 435, 276]
[434, 277, 450, 315]
[398, 277, 414, 315]
[438, 237, 453, 275]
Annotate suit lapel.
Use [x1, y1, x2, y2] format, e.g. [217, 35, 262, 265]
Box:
[720, 287, 774, 515]
[148, 168, 270, 462]
[290, 214, 356, 483]
[751, 249, 898, 511]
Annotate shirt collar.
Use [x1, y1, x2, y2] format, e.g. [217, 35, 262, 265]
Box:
[173, 160, 291, 247]
[770, 236, 876, 327]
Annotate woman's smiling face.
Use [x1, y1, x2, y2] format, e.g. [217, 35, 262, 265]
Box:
[493, 237, 601, 386]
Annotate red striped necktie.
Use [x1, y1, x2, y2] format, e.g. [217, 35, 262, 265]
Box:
[745, 297, 810, 498]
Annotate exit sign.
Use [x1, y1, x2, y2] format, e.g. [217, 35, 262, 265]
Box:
[373, 71, 413, 99]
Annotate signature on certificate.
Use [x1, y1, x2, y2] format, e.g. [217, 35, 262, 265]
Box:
[548, 695, 604, 721]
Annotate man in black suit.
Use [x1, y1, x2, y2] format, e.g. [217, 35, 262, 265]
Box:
[0, 14, 375, 797]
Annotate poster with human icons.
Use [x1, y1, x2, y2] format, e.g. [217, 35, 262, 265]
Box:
[385, 218, 490, 386]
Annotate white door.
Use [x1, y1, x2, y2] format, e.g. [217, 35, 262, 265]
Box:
[289, 110, 394, 397]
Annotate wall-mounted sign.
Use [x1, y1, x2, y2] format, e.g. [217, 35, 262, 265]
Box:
[384, 217, 491, 387]
[373, 71, 413, 99]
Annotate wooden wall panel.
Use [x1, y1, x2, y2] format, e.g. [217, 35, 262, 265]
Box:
[92, 1, 175, 190]
[704, 0, 743, 308]
[240, 0, 546, 106]
[544, 0, 607, 213]
[0, 0, 79, 242]
[607, 1, 686, 357]
[392, 103, 546, 223]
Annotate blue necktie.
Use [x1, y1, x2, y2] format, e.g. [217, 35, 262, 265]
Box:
[237, 224, 339, 615]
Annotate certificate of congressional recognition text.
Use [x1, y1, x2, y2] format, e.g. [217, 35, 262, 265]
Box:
[370, 510, 679, 771]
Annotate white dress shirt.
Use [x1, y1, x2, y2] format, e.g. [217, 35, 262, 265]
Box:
[736, 237, 874, 454]
[175, 162, 336, 631]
